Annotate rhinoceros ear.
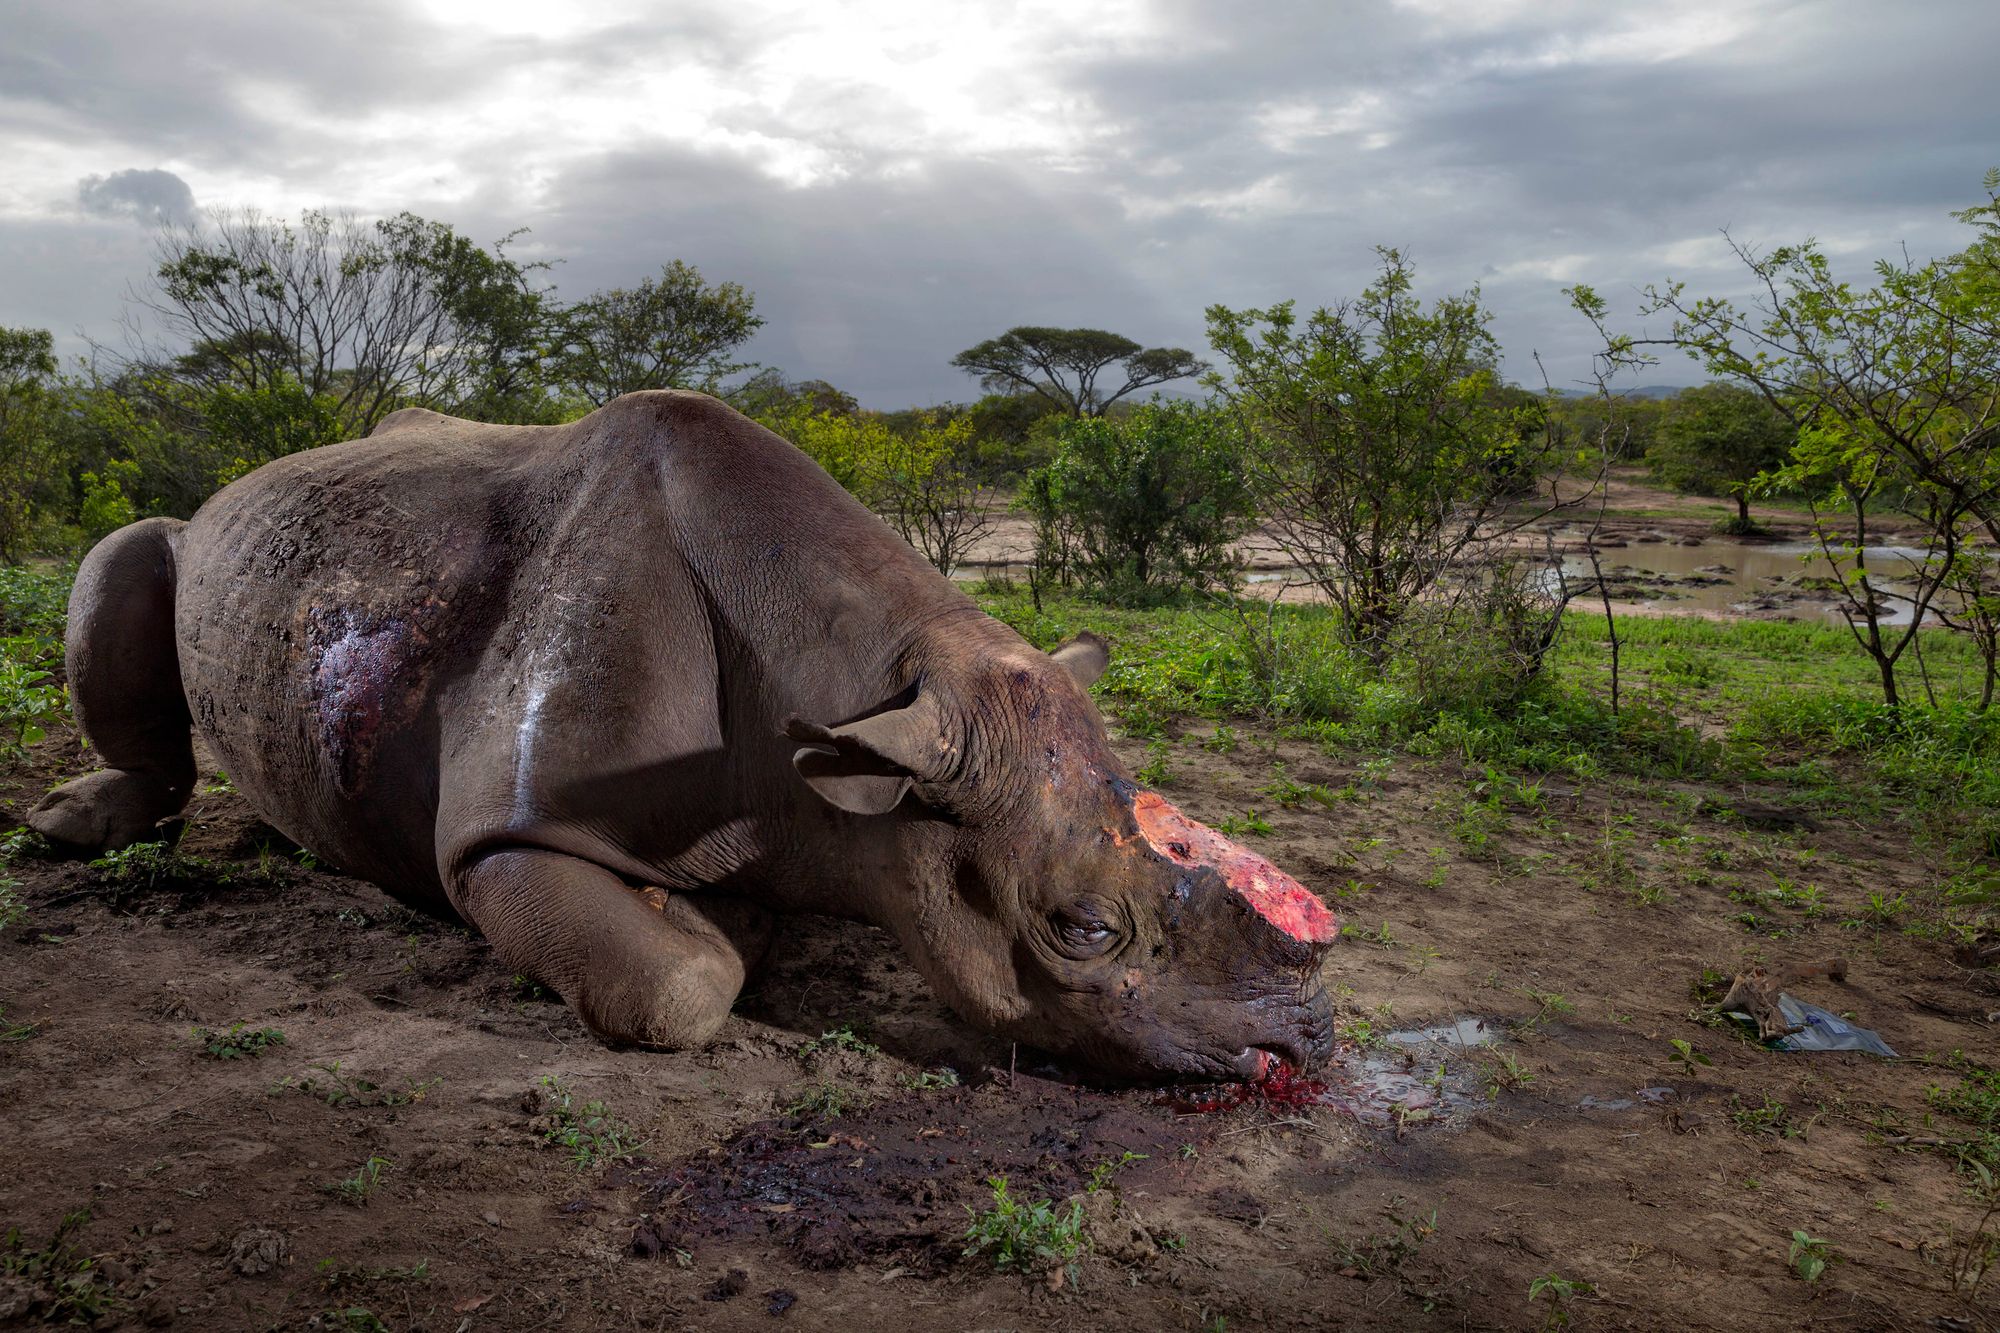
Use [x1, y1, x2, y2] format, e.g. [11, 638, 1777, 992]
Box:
[1049, 631, 1110, 688]
[783, 691, 953, 816]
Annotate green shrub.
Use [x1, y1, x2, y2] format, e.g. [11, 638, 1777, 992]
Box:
[962, 1176, 1086, 1275]
[1022, 401, 1252, 602]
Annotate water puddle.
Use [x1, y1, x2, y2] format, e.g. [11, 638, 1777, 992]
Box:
[1386, 1017, 1503, 1049]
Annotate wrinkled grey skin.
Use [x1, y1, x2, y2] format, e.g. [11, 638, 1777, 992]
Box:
[29, 392, 1335, 1079]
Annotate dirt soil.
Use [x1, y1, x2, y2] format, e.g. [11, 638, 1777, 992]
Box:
[3, 714, 1997, 1331]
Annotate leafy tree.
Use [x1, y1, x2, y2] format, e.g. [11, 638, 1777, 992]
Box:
[554, 260, 762, 405]
[143, 208, 552, 436]
[757, 405, 993, 576]
[869, 412, 993, 577]
[758, 403, 890, 496]
[950, 327, 1205, 418]
[1646, 383, 1794, 532]
[1574, 169, 2000, 709]
[1207, 249, 1564, 663]
[1022, 400, 1252, 600]
[78, 459, 140, 541]
[730, 369, 858, 420]
[200, 374, 344, 484]
[0, 328, 64, 562]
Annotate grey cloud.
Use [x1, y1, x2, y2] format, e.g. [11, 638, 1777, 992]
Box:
[6, 0, 2000, 402]
[78, 168, 196, 226]
[505, 145, 1185, 406]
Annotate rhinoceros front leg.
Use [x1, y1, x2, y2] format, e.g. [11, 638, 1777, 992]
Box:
[456, 849, 773, 1049]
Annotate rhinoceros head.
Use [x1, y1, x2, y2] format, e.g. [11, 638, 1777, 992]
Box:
[785, 632, 1338, 1082]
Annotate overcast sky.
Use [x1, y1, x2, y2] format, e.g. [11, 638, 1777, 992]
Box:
[4, 0, 1997, 407]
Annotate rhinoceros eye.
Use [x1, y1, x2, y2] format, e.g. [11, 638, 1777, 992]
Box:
[1051, 904, 1119, 957]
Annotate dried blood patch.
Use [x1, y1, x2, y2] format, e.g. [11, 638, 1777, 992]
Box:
[1130, 790, 1339, 943]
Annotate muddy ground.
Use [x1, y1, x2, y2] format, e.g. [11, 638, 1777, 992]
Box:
[3, 712, 1996, 1331]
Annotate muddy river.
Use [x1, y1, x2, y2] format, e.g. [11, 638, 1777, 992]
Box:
[961, 532, 1948, 624]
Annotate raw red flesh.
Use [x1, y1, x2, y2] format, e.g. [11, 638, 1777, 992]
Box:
[1131, 790, 1339, 943]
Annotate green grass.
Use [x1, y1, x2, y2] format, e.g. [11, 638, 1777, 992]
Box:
[535, 1075, 644, 1167]
[974, 587, 2000, 950]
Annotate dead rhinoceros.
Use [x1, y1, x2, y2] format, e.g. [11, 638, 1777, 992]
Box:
[29, 391, 1337, 1079]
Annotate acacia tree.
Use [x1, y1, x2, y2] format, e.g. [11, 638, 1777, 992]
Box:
[1572, 171, 2000, 709]
[950, 327, 1205, 417]
[142, 209, 552, 436]
[1206, 248, 1567, 665]
[553, 260, 762, 405]
[1647, 382, 1794, 532]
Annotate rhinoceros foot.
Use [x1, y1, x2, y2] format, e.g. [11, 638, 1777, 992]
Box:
[27, 768, 182, 855]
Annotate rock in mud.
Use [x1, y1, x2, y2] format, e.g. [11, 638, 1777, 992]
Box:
[226, 1226, 289, 1276]
[1077, 1189, 1157, 1264]
[704, 1267, 750, 1302]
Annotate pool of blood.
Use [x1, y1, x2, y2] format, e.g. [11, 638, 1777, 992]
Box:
[1162, 1041, 1475, 1129]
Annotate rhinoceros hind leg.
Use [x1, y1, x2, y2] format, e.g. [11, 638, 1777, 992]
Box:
[456, 848, 773, 1049]
[28, 517, 195, 854]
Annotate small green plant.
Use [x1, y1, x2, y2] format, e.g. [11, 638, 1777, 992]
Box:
[1201, 725, 1239, 754]
[1216, 810, 1274, 837]
[898, 1067, 961, 1091]
[87, 841, 229, 891]
[1527, 1272, 1594, 1330]
[1337, 1017, 1389, 1049]
[1730, 1094, 1806, 1139]
[194, 1023, 287, 1060]
[326, 1157, 391, 1206]
[314, 1308, 391, 1333]
[0, 647, 65, 760]
[1512, 989, 1576, 1035]
[784, 1079, 863, 1120]
[270, 1061, 441, 1109]
[798, 1024, 880, 1058]
[510, 973, 554, 1002]
[962, 1176, 1086, 1278]
[1325, 1202, 1437, 1279]
[1787, 1229, 1832, 1282]
[1668, 1039, 1713, 1076]
[1351, 920, 1398, 947]
[1136, 739, 1176, 786]
[536, 1076, 644, 1166]
[1859, 889, 1908, 924]
[1420, 848, 1449, 889]
[1484, 1053, 1536, 1098]
[0, 1002, 38, 1043]
[0, 875, 23, 930]
[0, 1208, 120, 1324]
[1946, 1162, 1999, 1296]
[1925, 1051, 2000, 1131]
[1085, 1150, 1148, 1193]
[1764, 874, 1826, 918]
